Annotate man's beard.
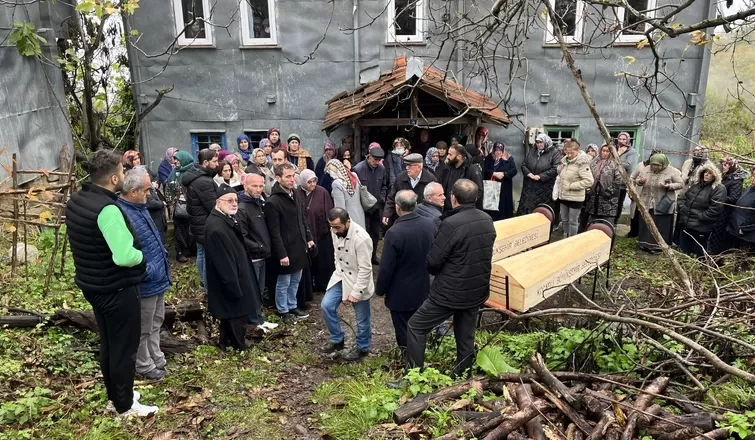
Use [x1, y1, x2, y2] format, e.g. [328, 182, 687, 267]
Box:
[114, 178, 124, 193]
[222, 207, 238, 216]
[446, 157, 458, 166]
[335, 228, 349, 238]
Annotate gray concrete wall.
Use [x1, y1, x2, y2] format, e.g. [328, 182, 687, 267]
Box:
[128, 0, 712, 180]
[0, 2, 74, 184]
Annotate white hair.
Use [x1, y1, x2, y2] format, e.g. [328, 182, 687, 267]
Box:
[122, 166, 150, 194]
[209, 143, 222, 151]
[423, 181, 442, 200]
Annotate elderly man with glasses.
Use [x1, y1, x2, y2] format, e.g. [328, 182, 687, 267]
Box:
[204, 184, 259, 350]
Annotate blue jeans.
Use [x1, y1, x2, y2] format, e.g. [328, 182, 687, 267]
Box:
[321, 282, 372, 351]
[196, 243, 206, 291]
[248, 260, 265, 325]
[275, 270, 302, 314]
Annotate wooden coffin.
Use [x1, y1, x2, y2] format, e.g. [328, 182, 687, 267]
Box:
[491, 213, 552, 263]
[488, 230, 612, 312]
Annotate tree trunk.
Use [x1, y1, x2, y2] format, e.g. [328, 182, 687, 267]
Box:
[392, 378, 488, 424]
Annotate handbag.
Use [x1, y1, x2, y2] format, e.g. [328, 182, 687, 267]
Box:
[174, 199, 189, 220]
[552, 176, 561, 201]
[358, 181, 378, 212]
[655, 193, 675, 215]
[482, 179, 502, 211]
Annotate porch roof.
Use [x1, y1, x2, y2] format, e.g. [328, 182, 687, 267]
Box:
[322, 56, 510, 132]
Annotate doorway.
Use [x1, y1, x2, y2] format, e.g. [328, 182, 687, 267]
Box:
[359, 124, 463, 159]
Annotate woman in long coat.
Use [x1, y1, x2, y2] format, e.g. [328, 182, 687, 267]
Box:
[708, 157, 747, 254]
[298, 170, 336, 292]
[677, 163, 727, 257]
[483, 142, 517, 221]
[315, 140, 336, 194]
[582, 144, 622, 226]
[325, 159, 365, 228]
[516, 133, 562, 215]
[632, 153, 684, 253]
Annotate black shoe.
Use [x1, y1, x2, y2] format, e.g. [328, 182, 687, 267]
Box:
[342, 347, 369, 361]
[371, 257, 380, 265]
[290, 308, 309, 319]
[141, 368, 167, 381]
[281, 314, 296, 324]
[321, 340, 345, 354]
[176, 253, 189, 263]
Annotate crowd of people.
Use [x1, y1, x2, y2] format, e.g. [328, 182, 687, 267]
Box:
[64, 125, 755, 418]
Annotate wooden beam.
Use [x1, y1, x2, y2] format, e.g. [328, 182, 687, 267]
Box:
[357, 117, 475, 127]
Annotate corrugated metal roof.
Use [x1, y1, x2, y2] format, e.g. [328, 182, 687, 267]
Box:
[322, 56, 510, 131]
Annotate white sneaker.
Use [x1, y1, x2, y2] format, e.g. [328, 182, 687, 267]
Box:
[106, 390, 141, 413]
[260, 321, 279, 330]
[118, 401, 158, 418]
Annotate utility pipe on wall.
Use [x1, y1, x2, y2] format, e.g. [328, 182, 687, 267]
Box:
[457, 0, 464, 86]
[353, 0, 360, 87]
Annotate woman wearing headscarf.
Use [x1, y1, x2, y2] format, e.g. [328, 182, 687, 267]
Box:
[245, 148, 275, 196]
[325, 159, 365, 228]
[286, 133, 314, 172]
[297, 169, 335, 292]
[475, 127, 489, 158]
[435, 141, 449, 163]
[385, 137, 409, 188]
[516, 133, 562, 215]
[585, 144, 597, 159]
[628, 148, 661, 237]
[158, 147, 178, 187]
[582, 144, 622, 230]
[167, 151, 195, 263]
[680, 146, 710, 194]
[236, 134, 253, 165]
[229, 153, 246, 184]
[483, 141, 518, 221]
[677, 163, 727, 257]
[632, 153, 683, 253]
[339, 148, 353, 170]
[555, 140, 594, 237]
[315, 140, 336, 194]
[709, 157, 748, 254]
[264, 127, 286, 151]
[424, 147, 444, 178]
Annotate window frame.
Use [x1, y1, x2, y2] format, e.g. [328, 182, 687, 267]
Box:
[190, 131, 227, 158]
[544, 125, 580, 147]
[243, 130, 269, 150]
[613, 0, 656, 44]
[239, 0, 278, 47]
[386, 0, 425, 45]
[544, 0, 585, 45]
[172, 0, 214, 47]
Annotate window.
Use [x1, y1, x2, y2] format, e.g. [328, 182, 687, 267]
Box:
[544, 126, 579, 147]
[191, 132, 226, 157]
[613, 0, 655, 43]
[244, 130, 268, 150]
[240, 0, 277, 46]
[386, 0, 425, 44]
[544, 0, 585, 44]
[172, 0, 214, 46]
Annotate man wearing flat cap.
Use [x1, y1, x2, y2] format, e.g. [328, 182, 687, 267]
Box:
[353, 143, 389, 264]
[383, 152, 437, 225]
[204, 184, 258, 350]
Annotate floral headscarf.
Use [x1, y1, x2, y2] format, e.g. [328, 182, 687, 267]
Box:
[324, 159, 356, 196]
[425, 147, 439, 171]
[323, 140, 336, 164]
[165, 147, 178, 162]
[123, 150, 140, 167]
[535, 133, 553, 153]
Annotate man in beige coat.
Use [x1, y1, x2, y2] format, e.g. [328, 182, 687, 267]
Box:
[320, 207, 375, 361]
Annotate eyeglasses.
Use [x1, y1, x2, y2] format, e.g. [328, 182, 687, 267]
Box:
[219, 198, 238, 204]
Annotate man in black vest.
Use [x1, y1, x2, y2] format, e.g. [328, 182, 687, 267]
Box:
[65, 150, 158, 417]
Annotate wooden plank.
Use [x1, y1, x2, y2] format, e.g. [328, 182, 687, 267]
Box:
[491, 230, 611, 312]
[491, 213, 551, 262]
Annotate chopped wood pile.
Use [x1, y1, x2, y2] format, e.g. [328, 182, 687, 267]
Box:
[392, 354, 728, 440]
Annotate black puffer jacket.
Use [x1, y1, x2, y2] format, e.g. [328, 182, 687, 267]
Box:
[677, 163, 727, 234]
[426, 205, 495, 309]
[440, 147, 484, 210]
[516, 145, 561, 215]
[709, 167, 747, 253]
[181, 165, 216, 244]
[236, 191, 272, 260]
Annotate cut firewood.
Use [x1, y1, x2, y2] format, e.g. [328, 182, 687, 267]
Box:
[636, 404, 663, 428]
[435, 409, 505, 440]
[392, 377, 489, 424]
[649, 426, 703, 440]
[649, 409, 717, 432]
[482, 399, 551, 440]
[586, 411, 615, 440]
[532, 380, 593, 434]
[620, 376, 670, 440]
[515, 384, 545, 440]
[666, 389, 705, 414]
[497, 372, 637, 385]
[450, 410, 497, 421]
[581, 389, 611, 415]
[529, 353, 582, 410]
[689, 428, 729, 440]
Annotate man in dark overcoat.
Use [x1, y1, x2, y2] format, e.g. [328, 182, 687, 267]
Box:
[382, 153, 437, 225]
[375, 190, 435, 349]
[204, 184, 257, 350]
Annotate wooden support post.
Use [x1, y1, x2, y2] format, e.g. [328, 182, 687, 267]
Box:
[11, 153, 18, 275]
[353, 123, 362, 160]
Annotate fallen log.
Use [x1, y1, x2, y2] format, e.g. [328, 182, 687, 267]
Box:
[620, 376, 670, 440]
[451, 410, 496, 421]
[496, 372, 637, 385]
[636, 404, 663, 429]
[649, 426, 703, 440]
[647, 410, 717, 432]
[0, 315, 44, 327]
[689, 428, 729, 440]
[530, 353, 582, 410]
[392, 377, 489, 424]
[482, 399, 551, 440]
[586, 411, 615, 440]
[515, 384, 545, 440]
[581, 389, 611, 415]
[435, 409, 505, 440]
[666, 389, 705, 414]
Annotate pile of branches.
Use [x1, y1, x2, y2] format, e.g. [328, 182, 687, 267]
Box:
[394, 354, 728, 440]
